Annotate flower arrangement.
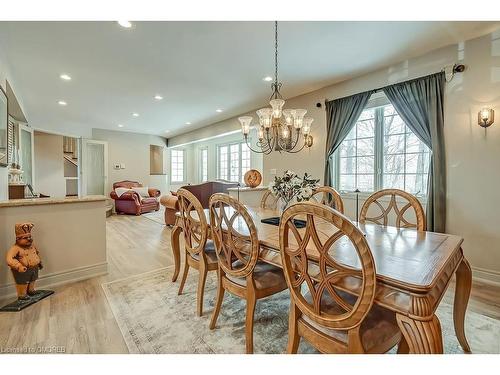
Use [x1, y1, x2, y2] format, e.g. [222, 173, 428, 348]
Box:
[269, 170, 320, 211]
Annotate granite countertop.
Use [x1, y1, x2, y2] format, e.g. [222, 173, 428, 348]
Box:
[0, 195, 107, 208]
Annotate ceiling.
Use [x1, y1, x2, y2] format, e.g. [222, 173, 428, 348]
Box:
[0, 21, 499, 138]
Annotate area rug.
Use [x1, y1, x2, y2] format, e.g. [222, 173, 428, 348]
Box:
[142, 207, 166, 226]
[102, 268, 500, 354]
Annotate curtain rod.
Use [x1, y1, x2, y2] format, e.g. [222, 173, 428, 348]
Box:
[322, 63, 465, 107]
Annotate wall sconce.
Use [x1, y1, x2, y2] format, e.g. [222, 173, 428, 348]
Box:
[305, 135, 313, 148]
[478, 108, 495, 128]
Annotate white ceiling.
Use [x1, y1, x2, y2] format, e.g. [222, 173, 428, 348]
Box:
[0, 21, 499, 138]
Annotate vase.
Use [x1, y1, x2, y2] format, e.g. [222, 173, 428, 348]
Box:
[279, 198, 292, 215]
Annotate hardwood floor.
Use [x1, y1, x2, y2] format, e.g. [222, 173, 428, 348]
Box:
[0, 212, 499, 353]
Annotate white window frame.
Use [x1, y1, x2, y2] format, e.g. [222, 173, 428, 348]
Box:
[216, 141, 250, 183]
[199, 147, 208, 182]
[170, 148, 186, 184]
[332, 102, 430, 198]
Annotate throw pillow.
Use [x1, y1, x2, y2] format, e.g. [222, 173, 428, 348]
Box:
[131, 187, 150, 198]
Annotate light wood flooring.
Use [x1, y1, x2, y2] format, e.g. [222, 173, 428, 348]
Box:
[1, 213, 499, 353]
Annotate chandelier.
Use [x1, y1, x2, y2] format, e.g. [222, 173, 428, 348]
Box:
[238, 21, 313, 154]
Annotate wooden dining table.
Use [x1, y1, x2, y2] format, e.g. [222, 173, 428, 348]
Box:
[170, 205, 472, 354]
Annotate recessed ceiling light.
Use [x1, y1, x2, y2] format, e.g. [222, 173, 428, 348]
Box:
[60, 74, 71, 81]
[58, 100, 67, 106]
[117, 21, 132, 29]
[263, 76, 273, 82]
[185, 122, 191, 125]
[117, 124, 124, 128]
[132, 112, 139, 117]
[216, 109, 223, 113]
[154, 95, 163, 100]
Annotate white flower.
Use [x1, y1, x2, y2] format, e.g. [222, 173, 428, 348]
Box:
[300, 187, 313, 199]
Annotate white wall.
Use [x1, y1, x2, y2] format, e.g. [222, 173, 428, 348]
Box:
[34, 131, 66, 198]
[91, 128, 168, 196]
[167, 29, 500, 282]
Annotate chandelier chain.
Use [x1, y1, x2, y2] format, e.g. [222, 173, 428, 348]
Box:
[274, 20, 278, 87]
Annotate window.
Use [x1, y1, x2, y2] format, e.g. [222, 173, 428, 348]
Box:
[217, 142, 251, 183]
[200, 148, 208, 182]
[171, 149, 185, 183]
[333, 103, 430, 196]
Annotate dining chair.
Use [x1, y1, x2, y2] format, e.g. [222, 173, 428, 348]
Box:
[177, 188, 219, 316]
[260, 189, 278, 209]
[279, 202, 401, 354]
[359, 189, 426, 230]
[209, 193, 288, 354]
[310, 186, 344, 213]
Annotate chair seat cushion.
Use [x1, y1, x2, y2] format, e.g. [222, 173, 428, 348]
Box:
[141, 197, 157, 204]
[227, 260, 287, 290]
[301, 290, 400, 352]
[189, 240, 218, 264]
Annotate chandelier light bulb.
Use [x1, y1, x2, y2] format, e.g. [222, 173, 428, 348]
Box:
[256, 108, 273, 128]
[270, 99, 285, 119]
[282, 109, 295, 126]
[293, 109, 307, 129]
[282, 127, 290, 139]
[258, 126, 264, 140]
[238, 116, 253, 135]
[302, 117, 313, 135]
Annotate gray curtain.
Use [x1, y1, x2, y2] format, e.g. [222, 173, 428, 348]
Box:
[383, 72, 446, 232]
[324, 91, 374, 187]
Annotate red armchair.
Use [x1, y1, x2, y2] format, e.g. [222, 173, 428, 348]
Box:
[110, 180, 161, 215]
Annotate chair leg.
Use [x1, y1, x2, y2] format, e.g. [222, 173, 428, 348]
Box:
[287, 302, 300, 354]
[245, 294, 257, 354]
[210, 270, 225, 330]
[178, 255, 190, 295]
[196, 264, 208, 317]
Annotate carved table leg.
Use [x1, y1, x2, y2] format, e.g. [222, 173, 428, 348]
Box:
[453, 256, 472, 353]
[170, 219, 182, 282]
[396, 314, 443, 354]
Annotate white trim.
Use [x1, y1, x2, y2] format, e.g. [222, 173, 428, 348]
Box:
[472, 266, 500, 287]
[0, 261, 108, 302]
[170, 129, 240, 148]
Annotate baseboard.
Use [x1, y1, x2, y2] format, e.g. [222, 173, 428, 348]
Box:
[0, 262, 108, 303]
[472, 266, 500, 287]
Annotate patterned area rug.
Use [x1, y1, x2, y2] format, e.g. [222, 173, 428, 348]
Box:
[142, 207, 166, 226]
[102, 268, 500, 354]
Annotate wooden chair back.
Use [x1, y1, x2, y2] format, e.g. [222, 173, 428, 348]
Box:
[177, 188, 208, 257]
[359, 189, 426, 231]
[310, 186, 344, 213]
[209, 193, 260, 278]
[260, 190, 278, 209]
[279, 202, 376, 331]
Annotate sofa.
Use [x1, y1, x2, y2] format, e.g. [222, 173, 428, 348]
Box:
[110, 180, 161, 215]
[160, 181, 239, 225]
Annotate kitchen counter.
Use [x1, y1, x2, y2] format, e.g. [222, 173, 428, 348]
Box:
[0, 195, 107, 208]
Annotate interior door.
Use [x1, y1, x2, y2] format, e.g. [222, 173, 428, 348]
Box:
[19, 124, 35, 189]
[80, 139, 108, 196]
